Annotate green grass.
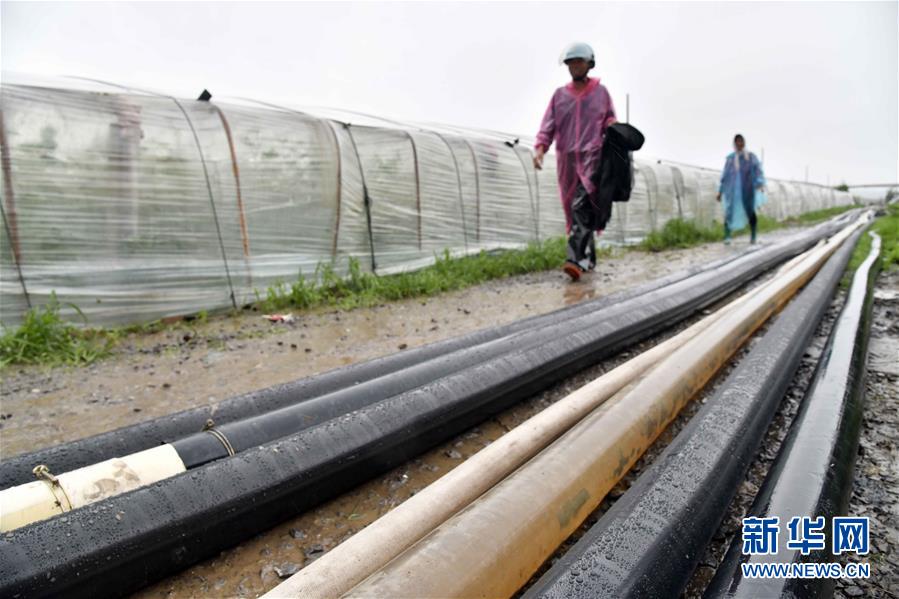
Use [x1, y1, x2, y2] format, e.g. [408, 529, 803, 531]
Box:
[259, 238, 577, 312]
[879, 204, 899, 270]
[638, 204, 857, 253]
[841, 203, 899, 287]
[756, 214, 781, 233]
[783, 204, 857, 226]
[638, 215, 777, 252]
[0, 294, 114, 368]
[638, 219, 722, 251]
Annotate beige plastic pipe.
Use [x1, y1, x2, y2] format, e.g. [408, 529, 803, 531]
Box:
[345, 218, 864, 599]
[265, 231, 829, 599]
[0, 444, 185, 532]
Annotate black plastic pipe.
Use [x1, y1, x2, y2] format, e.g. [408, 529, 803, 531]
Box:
[705, 231, 880, 599]
[168, 229, 834, 468]
[2, 219, 845, 487]
[0, 222, 848, 599]
[521, 226, 865, 599]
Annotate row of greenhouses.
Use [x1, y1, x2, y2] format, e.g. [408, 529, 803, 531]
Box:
[0, 77, 854, 326]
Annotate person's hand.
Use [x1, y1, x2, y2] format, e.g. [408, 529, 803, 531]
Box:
[533, 147, 545, 170]
[716, 192, 721, 202]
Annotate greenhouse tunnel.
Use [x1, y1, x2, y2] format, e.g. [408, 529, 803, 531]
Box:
[0, 75, 853, 327]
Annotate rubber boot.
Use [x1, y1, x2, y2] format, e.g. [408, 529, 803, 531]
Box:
[563, 261, 583, 282]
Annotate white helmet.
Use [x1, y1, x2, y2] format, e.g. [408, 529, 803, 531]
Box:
[560, 42, 595, 68]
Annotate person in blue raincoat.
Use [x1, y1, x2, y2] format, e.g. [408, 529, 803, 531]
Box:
[716, 134, 766, 244]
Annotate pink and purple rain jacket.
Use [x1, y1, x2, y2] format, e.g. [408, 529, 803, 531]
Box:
[535, 77, 617, 232]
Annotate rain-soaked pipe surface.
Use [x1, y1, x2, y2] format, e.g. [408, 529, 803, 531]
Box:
[344, 219, 863, 599]
[0, 226, 847, 598]
[522, 227, 865, 599]
[705, 232, 881, 599]
[0, 240, 766, 489]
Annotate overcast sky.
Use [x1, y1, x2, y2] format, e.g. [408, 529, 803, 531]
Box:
[2, 1, 897, 185]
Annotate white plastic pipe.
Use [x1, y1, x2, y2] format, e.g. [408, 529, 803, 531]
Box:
[0, 444, 185, 532]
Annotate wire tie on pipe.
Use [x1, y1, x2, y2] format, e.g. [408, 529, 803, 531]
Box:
[32, 464, 58, 484]
[32, 464, 73, 512]
[206, 429, 236, 457]
[203, 425, 236, 457]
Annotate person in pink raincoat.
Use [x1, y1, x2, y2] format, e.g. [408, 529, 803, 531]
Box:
[534, 42, 617, 281]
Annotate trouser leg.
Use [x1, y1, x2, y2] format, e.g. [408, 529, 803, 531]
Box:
[566, 184, 596, 271]
[743, 186, 758, 242]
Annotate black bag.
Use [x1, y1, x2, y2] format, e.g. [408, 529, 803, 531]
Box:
[591, 123, 645, 229]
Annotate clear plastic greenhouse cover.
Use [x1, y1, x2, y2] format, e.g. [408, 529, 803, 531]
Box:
[0, 75, 853, 327]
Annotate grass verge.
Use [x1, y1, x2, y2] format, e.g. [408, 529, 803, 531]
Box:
[0, 294, 114, 368]
[638, 204, 856, 253]
[841, 203, 899, 287]
[258, 238, 577, 312]
[637, 218, 721, 251]
[784, 204, 859, 225]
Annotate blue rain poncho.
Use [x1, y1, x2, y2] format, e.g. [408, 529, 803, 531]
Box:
[719, 151, 767, 231]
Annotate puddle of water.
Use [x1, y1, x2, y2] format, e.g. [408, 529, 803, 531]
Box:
[873, 289, 899, 302]
[869, 336, 899, 376]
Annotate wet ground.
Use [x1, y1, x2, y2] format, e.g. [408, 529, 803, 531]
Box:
[3, 227, 896, 598]
[842, 270, 899, 598]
